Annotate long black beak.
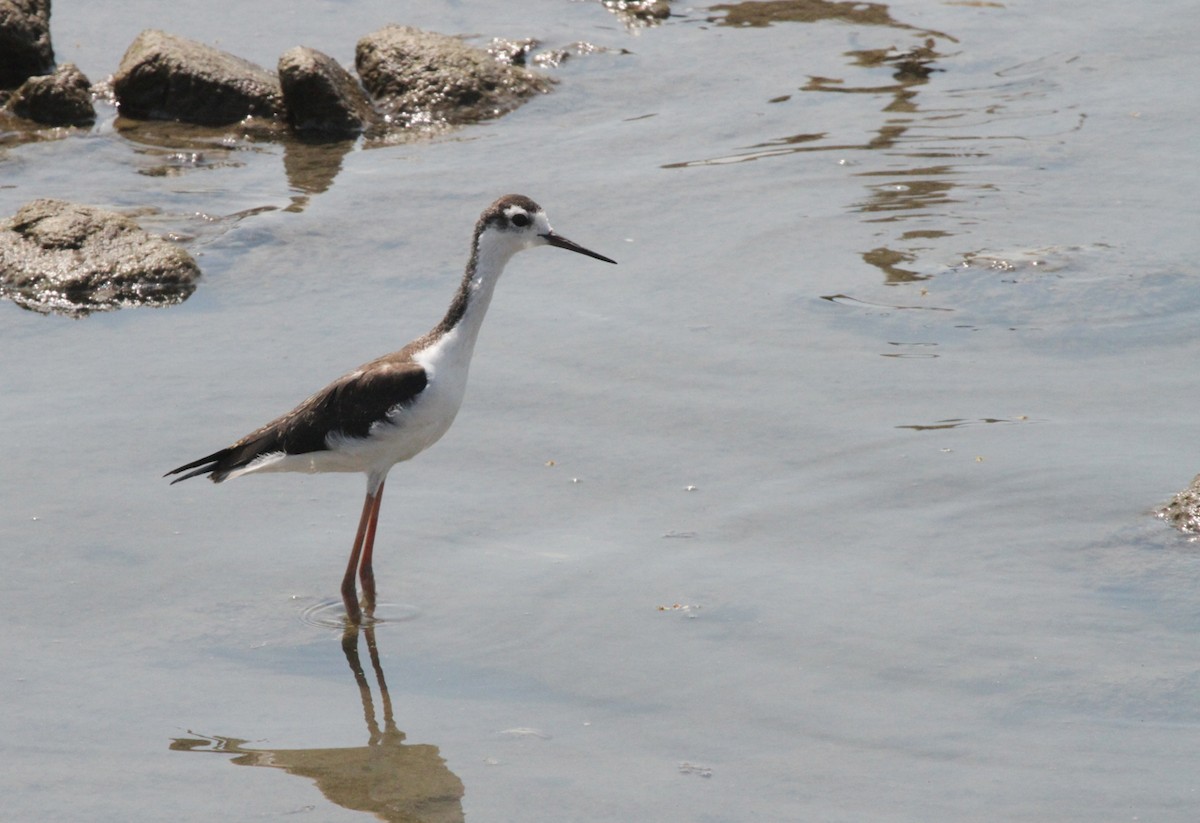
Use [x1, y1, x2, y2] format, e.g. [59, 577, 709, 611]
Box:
[542, 231, 617, 264]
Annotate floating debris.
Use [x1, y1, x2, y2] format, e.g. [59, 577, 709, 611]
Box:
[657, 603, 701, 618]
[679, 761, 713, 778]
[498, 727, 552, 740]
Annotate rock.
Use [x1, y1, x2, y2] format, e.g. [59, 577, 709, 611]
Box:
[278, 46, 376, 137]
[112, 29, 284, 125]
[602, 0, 671, 28]
[0, 0, 54, 89]
[1157, 475, 1200, 534]
[531, 41, 614, 69]
[6, 62, 95, 125]
[0, 199, 200, 315]
[486, 37, 539, 67]
[355, 25, 552, 129]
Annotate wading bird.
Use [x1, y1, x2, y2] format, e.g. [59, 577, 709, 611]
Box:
[166, 195, 616, 622]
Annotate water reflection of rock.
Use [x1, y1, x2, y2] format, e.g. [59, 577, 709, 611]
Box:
[114, 116, 271, 178]
[111, 116, 349, 212]
[661, 37, 950, 168]
[709, 0, 953, 39]
[282, 135, 355, 213]
[669, 4, 959, 286]
[171, 626, 464, 823]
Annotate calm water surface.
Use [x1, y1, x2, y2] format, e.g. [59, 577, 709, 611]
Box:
[3, 1, 1199, 821]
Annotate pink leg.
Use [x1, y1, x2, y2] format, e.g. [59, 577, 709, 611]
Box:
[341, 490, 376, 624]
[358, 479, 386, 614]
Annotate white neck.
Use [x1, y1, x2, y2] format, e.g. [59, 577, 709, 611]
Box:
[418, 226, 527, 369]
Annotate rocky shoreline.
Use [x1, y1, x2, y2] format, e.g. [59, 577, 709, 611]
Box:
[0, 0, 630, 315]
[1, 3, 581, 134]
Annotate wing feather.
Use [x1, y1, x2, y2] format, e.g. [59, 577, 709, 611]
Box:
[165, 356, 428, 483]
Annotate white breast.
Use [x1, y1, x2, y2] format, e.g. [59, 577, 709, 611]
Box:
[236, 250, 502, 481]
[393, 327, 475, 455]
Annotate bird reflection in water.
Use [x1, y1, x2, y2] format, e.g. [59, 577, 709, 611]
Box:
[170, 625, 464, 822]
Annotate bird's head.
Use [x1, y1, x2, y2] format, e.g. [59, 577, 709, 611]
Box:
[475, 194, 617, 266]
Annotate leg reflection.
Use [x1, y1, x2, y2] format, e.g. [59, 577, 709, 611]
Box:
[173, 628, 465, 822]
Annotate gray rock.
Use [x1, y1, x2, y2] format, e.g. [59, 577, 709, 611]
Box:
[278, 46, 376, 137]
[602, 0, 671, 28]
[486, 37, 539, 67]
[0, 199, 200, 315]
[355, 25, 552, 129]
[112, 29, 284, 126]
[6, 62, 95, 125]
[1157, 475, 1200, 534]
[0, 0, 54, 89]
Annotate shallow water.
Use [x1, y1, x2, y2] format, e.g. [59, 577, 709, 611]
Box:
[3, 1, 1200, 820]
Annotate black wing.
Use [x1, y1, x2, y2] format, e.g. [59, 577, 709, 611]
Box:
[166, 356, 428, 483]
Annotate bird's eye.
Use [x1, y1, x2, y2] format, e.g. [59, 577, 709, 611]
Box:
[510, 212, 530, 228]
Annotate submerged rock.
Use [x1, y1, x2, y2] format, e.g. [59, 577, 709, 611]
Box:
[5, 62, 95, 125]
[487, 37, 540, 67]
[0, 0, 54, 89]
[112, 29, 284, 125]
[278, 46, 377, 137]
[0, 199, 200, 316]
[601, 0, 671, 28]
[530, 41, 616, 69]
[355, 25, 552, 130]
[1157, 475, 1200, 535]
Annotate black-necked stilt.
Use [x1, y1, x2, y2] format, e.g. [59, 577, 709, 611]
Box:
[166, 194, 616, 623]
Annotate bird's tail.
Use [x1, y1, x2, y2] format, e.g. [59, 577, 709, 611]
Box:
[164, 449, 233, 484]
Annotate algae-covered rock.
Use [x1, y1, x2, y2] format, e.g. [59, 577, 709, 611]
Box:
[278, 46, 377, 137]
[0, 0, 54, 89]
[0, 199, 200, 315]
[6, 62, 95, 125]
[355, 25, 552, 130]
[1157, 474, 1200, 535]
[112, 29, 284, 125]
